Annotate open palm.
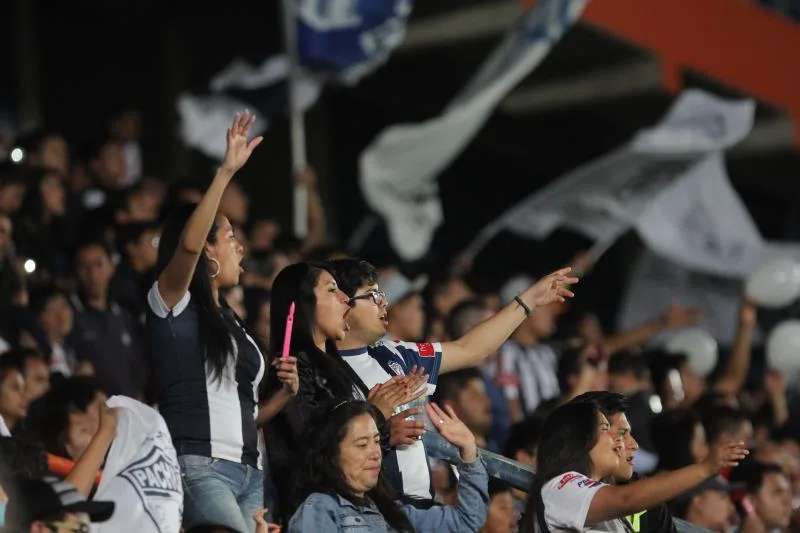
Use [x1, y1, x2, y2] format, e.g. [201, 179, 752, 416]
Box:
[528, 267, 579, 307]
[222, 110, 263, 173]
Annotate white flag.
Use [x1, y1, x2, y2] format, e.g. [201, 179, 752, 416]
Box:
[360, 0, 588, 261]
[461, 90, 757, 272]
[93, 396, 182, 533]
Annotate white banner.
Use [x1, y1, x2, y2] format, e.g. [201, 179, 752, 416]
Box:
[360, 0, 588, 261]
[93, 396, 182, 533]
[460, 90, 757, 276]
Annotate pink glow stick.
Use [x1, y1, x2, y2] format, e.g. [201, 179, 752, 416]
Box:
[281, 302, 296, 359]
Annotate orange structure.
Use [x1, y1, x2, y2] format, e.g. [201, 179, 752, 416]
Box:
[522, 0, 800, 145]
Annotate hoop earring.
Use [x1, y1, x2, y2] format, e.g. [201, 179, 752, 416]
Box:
[208, 257, 221, 278]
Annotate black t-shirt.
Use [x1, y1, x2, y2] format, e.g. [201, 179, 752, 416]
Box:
[623, 474, 678, 533]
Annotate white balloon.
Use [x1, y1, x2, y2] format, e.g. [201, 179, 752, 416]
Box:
[746, 256, 800, 308]
[665, 328, 718, 377]
[766, 320, 800, 379]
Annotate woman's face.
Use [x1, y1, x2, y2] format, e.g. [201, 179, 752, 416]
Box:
[691, 422, 709, 463]
[338, 413, 382, 497]
[482, 491, 516, 533]
[588, 412, 622, 479]
[0, 370, 29, 427]
[40, 174, 66, 216]
[313, 271, 351, 342]
[207, 215, 245, 288]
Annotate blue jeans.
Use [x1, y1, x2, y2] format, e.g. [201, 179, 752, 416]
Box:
[179, 455, 264, 533]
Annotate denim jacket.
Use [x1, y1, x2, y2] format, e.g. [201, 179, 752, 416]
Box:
[288, 457, 489, 532]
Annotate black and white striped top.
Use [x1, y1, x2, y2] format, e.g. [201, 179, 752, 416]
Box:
[146, 282, 265, 468]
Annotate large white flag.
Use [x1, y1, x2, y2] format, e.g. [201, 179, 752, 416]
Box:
[93, 396, 182, 533]
[360, 0, 588, 261]
[460, 90, 757, 278]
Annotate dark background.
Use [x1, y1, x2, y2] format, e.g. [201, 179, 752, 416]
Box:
[4, 0, 800, 328]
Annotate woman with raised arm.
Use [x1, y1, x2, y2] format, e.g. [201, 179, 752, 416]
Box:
[521, 402, 749, 533]
[146, 111, 297, 533]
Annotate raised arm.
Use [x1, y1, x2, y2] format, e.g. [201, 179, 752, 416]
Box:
[439, 268, 578, 374]
[296, 167, 328, 253]
[402, 404, 489, 532]
[586, 440, 748, 525]
[714, 300, 757, 396]
[67, 404, 117, 497]
[603, 303, 702, 355]
[158, 111, 263, 308]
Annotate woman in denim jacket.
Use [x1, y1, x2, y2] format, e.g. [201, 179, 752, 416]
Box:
[288, 400, 489, 532]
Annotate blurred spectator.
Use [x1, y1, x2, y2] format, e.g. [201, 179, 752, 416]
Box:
[651, 410, 709, 471]
[16, 130, 70, 176]
[608, 351, 659, 455]
[110, 222, 160, 319]
[243, 287, 271, 349]
[503, 416, 542, 518]
[702, 406, 755, 452]
[113, 182, 161, 225]
[220, 181, 249, 228]
[4, 476, 114, 532]
[0, 356, 29, 434]
[0, 168, 27, 217]
[386, 290, 425, 342]
[0, 214, 27, 308]
[649, 352, 705, 410]
[29, 286, 78, 377]
[70, 241, 147, 398]
[447, 299, 511, 452]
[8, 349, 51, 404]
[481, 479, 515, 533]
[670, 477, 737, 533]
[736, 461, 793, 532]
[493, 276, 561, 422]
[109, 109, 143, 186]
[435, 367, 493, 449]
[76, 135, 126, 211]
[14, 168, 74, 280]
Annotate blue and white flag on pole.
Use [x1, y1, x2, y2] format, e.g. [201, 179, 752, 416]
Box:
[359, 0, 588, 261]
[179, 0, 413, 158]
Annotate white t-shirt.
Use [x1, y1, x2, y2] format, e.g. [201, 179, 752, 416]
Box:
[540, 472, 629, 533]
[92, 396, 182, 533]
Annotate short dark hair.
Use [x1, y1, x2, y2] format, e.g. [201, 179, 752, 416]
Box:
[608, 352, 649, 379]
[445, 299, 489, 340]
[115, 221, 160, 250]
[570, 391, 628, 418]
[488, 478, 512, 499]
[701, 406, 748, 446]
[28, 285, 69, 316]
[74, 240, 113, 262]
[0, 355, 25, 383]
[325, 258, 378, 298]
[504, 416, 543, 458]
[739, 462, 787, 494]
[434, 367, 484, 405]
[651, 410, 702, 471]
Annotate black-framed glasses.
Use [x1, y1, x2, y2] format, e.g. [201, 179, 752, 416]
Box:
[348, 289, 387, 307]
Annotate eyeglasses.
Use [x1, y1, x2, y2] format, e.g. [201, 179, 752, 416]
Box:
[45, 521, 90, 533]
[348, 289, 387, 307]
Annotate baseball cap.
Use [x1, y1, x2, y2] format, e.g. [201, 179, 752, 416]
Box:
[5, 476, 114, 528]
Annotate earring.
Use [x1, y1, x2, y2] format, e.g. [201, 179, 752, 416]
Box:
[208, 257, 221, 278]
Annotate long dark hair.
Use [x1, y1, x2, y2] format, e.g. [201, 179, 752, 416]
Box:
[154, 204, 234, 382]
[520, 402, 601, 533]
[296, 400, 414, 532]
[269, 262, 354, 399]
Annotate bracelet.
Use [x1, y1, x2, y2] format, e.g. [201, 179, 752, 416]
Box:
[514, 295, 532, 317]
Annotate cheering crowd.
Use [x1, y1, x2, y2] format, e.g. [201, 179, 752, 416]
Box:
[0, 111, 796, 533]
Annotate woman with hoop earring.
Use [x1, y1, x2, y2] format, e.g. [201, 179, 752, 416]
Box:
[146, 111, 299, 533]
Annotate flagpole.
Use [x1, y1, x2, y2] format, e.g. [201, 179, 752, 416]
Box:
[282, 0, 309, 239]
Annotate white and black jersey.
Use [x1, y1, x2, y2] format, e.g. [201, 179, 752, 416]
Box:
[146, 282, 265, 468]
[493, 341, 559, 417]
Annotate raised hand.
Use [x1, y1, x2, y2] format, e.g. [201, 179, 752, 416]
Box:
[271, 356, 299, 396]
[702, 440, 749, 475]
[661, 303, 703, 330]
[98, 404, 118, 438]
[524, 267, 579, 307]
[738, 300, 758, 329]
[388, 408, 426, 447]
[221, 110, 263, 174]
[427, 402, 477, 463]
